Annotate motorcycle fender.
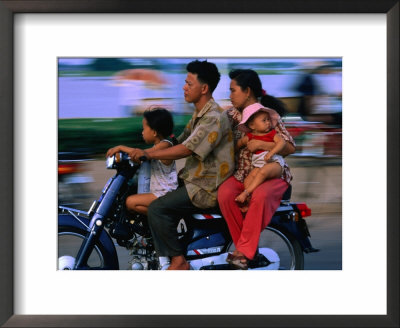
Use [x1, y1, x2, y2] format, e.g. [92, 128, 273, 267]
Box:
[270, 215, 315, 252]
[58, 214, 119, 268]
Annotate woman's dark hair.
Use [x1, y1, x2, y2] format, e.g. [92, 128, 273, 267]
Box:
[229, 69, 263, 98]
[260, 94, 287, 117]
[143, 108, 177, 144]
[186, 60, 221, 93]
[230, 69, 287, 116]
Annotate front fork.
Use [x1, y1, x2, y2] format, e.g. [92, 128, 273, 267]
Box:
[73, 213, 106, 269]
[73, 172, 128, 269]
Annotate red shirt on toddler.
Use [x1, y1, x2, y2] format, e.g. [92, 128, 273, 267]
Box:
[247, 130, 276, 154]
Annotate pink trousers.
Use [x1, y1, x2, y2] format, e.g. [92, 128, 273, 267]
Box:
[218, 176, 288, 260]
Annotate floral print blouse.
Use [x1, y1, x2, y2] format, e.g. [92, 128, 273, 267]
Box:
[225, 106, 295, 185]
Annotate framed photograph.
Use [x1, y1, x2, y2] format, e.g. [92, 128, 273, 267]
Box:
[1, 1, 398, 327]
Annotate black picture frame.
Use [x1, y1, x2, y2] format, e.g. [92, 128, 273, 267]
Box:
[0, 1, 398, 327]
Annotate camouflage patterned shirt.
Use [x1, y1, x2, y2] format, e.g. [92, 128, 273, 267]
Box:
[177, 98, 235, 208]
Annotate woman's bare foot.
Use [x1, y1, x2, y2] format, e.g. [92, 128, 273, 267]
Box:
[232, 250, 240, 257]
[226, 249, 241, 263]
[167, 255, 190, 270]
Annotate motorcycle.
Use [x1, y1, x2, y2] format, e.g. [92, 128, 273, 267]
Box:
[58, 152, 319, 271]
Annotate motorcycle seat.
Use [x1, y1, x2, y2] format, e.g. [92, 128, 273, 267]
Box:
[192, 206, 222, 220]
[192, 213, 222, 220]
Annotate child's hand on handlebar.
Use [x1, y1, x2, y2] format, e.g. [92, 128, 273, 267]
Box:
[106, 145, 150, 162]
[106, 145, 134, 158]
[106, 146, 122, 158]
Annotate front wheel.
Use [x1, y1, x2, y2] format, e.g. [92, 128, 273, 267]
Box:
[258, 226, 304, 270]
[58, 225, 118, 270]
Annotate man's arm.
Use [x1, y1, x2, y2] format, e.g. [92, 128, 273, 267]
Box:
[145, 140, 172, 153]
[130, 144, 193, 162]
[106, 141, 172, 159]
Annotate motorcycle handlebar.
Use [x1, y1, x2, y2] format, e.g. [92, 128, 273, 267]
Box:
[106, 152, 148, 169]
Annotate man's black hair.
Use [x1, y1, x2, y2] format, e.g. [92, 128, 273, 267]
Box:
[186, 60, 221, 93]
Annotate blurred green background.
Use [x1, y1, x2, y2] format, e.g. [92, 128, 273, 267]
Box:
[58, 115, 191, 155]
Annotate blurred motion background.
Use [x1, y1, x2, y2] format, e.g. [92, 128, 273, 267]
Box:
[58, 57, 342, 208]
[58, 58, 342, 269]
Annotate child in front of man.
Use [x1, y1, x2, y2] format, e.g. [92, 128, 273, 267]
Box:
[106, 107, 178, 214]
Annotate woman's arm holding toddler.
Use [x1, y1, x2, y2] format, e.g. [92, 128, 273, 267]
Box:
[264, 135, 286, 162]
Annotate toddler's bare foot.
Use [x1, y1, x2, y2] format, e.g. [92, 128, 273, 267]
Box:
[235, 192, 247, 203]
[239, 205, 249, 213]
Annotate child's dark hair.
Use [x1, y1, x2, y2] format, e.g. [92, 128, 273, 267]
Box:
[143, 108, 178, 145]
[186, 60, 221, 93]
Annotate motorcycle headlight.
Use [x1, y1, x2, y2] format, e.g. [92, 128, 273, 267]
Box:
[106, 152, 134, 169]
[106, 156, 115, 169]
